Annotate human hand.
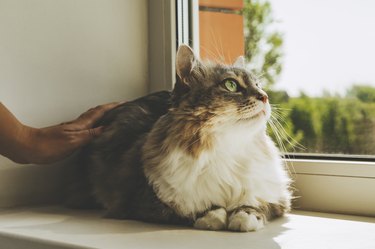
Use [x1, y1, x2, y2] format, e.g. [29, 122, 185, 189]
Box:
[22, 102, 122, 164]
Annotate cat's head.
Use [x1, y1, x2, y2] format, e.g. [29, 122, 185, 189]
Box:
[171, 45, 270, 133]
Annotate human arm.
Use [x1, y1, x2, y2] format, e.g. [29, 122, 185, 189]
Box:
[0, 102, 120, 164]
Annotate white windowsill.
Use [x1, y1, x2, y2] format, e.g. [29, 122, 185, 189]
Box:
[287, 159, 375, 216]
[0, 206, 374, 249]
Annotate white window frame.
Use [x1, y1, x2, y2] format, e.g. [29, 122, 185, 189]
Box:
[289, 159, 375, 216]
[173, 1, 375, 217]
[148, 0, 200, 93]
[148, 0, 176, 92]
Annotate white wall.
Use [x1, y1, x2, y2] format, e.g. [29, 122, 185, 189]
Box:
[0, 0, 148, 127]
[0, 0, 148, 206]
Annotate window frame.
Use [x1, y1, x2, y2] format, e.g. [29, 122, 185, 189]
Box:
[148, 0, 176, 92]
[177, 0, 375, 217]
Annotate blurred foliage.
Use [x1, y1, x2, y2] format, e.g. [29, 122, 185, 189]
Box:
[269, 86, 375, 155]
[243, 1, 375, 155]
[347, 85, 375, 103]
[242, 0, 283, 88]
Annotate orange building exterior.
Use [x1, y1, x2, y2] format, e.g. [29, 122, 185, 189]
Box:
[199, 0, 244, 64]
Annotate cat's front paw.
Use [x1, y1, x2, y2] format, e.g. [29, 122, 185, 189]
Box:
[228, 209, 265, 232]
[194, 208, 227, 231]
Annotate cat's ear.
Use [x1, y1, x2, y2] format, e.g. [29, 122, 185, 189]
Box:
[233, 56, 245, 69]
[176, 44, 198, 80]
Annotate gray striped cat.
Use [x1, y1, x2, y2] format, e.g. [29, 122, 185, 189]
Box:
[67, 45, 291, 232]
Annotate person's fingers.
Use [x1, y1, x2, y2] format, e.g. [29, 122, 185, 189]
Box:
[71, 126, 105, 146]
[75, 101, 125, 128]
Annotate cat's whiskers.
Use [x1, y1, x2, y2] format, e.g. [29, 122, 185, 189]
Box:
[269, 116, 298, 152]
[267, 119, 296, 176]
[200, 45, 221, 63]
[207, 29, 227, 63]
[268, 108, 307, 176]
[270, 111, 305, 151]
[268, 119, 287, 153]
[270, 108, 304, 175]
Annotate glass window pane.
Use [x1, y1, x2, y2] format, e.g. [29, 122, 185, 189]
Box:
[198, 0, 375, 156]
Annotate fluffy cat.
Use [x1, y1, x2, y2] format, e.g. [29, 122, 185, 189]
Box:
[67, 45, 291, 232]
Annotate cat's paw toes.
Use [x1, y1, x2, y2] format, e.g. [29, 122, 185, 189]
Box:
[194, 208, 227, 231]
[228, 211, 264, 232]
[194, 216, 226, 231]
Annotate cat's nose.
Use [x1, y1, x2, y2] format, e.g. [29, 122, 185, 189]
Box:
[256, 92, 268, 103]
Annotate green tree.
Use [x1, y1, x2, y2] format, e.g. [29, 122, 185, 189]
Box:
[347, 85, 375, 103]
[353, 108, 375, 154]
[242, 1, 375, 155]
[242, 0, 283, 88]
[290, 104, 317, 150]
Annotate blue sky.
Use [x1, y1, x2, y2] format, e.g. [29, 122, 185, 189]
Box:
[268, 0, 375, 97]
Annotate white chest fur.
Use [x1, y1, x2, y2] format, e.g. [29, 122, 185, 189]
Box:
[145, 129, 290, 217]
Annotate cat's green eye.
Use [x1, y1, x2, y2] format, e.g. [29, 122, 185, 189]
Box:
[224, 79, 238, 92]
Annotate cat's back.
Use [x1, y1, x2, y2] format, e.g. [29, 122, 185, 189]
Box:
[89, 90, 171, 156]
[66, 91, 171, 209]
